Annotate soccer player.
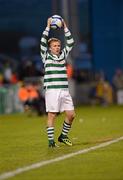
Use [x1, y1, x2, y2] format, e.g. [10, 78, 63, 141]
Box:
[40, 17, 75, 147]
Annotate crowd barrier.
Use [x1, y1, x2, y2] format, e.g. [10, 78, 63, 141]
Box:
[0, 85, 23, 114]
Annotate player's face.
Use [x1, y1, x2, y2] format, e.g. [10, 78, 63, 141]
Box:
[49, 41, 61, 56]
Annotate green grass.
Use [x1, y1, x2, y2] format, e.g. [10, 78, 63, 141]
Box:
[0, 105, 123, 180]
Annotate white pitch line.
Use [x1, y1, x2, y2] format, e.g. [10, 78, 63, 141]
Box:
[0, 136, 123, 180]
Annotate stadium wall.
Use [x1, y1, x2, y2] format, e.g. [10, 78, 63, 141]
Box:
[120, 0, 123, 67]
[90, 0, 123, 81]
[0, 0, 52, 36]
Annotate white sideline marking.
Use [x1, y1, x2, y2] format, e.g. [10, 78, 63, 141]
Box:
[0, 136, 123, 180]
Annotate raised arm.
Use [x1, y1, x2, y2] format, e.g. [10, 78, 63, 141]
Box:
[63, 20, 74, 58]
[40, 18, 51, 63]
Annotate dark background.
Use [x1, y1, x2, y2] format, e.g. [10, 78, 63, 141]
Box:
[0, 0, 123, 80]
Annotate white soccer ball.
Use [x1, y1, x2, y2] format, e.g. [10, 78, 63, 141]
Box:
[50, 15, 63, 29]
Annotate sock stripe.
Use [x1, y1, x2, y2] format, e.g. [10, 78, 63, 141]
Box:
[64, 122, 71, 127]
[47, 127, 54, 141]
[47, 127, 54, 130]
[63, 129, 69, 133]
[62, 121, 71, 136]
[63, 126, 70, 130]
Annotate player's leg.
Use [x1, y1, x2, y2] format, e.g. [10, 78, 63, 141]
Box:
[45, 90, 60, 147]
[58, 90, 75, 146]
[58, 110, 75, 146]
[47, 112, 59, 147]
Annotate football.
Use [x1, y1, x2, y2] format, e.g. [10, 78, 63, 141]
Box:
[50, 15, 63, 29]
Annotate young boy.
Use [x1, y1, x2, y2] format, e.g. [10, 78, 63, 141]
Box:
[40, 17, 75, 147]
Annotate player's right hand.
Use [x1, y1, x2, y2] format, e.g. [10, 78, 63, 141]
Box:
[62, 19, 67, 29]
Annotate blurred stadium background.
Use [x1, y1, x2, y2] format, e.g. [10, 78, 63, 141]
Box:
[0, 0, 123, 114]
[0, 1, 123, 180]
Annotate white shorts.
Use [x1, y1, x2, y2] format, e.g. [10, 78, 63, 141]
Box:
[45, 89, 74, 112]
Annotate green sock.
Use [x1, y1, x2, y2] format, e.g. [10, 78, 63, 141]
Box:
[61, 121, 71, 137]
[47, 127, 54, 144]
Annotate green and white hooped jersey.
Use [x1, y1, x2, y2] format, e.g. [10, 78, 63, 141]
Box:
[40, 27, 74, 89]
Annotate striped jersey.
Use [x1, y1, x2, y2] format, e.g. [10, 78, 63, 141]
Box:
[40, 27, 74, 89]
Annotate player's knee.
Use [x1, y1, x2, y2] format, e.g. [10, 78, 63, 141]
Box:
[48, 112, 57, 120]
[69, 111, 75, 122]
[71, 111, 75, 120]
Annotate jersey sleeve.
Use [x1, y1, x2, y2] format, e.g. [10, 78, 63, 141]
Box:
[63, 28, 74, 58]
[40, 27, 50, 63]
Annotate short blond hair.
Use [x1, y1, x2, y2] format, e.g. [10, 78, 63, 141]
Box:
[48, 38, 61, 47]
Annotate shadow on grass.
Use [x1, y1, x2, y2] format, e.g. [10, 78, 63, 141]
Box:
[73, 137, 114, 146]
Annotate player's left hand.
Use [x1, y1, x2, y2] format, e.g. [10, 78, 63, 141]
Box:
[47, 17, 52, 28]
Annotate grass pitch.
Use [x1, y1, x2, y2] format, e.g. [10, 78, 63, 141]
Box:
[0, 105, 123, 180]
